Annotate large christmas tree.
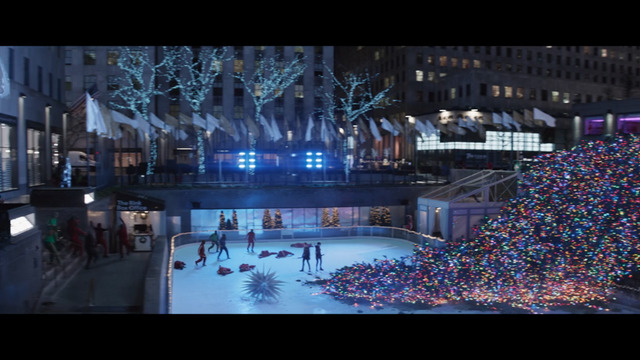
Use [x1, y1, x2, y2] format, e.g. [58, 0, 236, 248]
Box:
[323, 135, 640, 313]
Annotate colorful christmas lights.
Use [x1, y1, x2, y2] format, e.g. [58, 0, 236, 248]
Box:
[322, 134, 640, 313]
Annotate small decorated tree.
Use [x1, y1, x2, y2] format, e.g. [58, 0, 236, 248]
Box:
[321, 208, 330, 227]
[331, 207, 340, 227]
[274, 209, 283, 229]
[381, 206, 391, 226]
[219, 211, 226, 230]
[232, 210, 239, 230]
[263, 209, 272, 229]
[369, 206, 380, 226]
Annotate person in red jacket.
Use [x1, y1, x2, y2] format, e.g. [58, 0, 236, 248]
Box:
[195, 240, 207, 266]
[117, 219, 132, 258]
[67, 215, 87, 257]
[245, 229, 256, 252]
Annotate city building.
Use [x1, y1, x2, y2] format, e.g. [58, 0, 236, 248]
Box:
[334, 46, 640, 170]
[0, 46, 67, 313]
[63, 46, 335, 183]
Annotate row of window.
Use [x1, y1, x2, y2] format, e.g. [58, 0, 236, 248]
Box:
[0, 122, 60, 192]
[413, 82, 598, 105]
[4, 48, 63, 102]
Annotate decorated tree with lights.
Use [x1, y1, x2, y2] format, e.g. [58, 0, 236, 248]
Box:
[331, 207, 340, 227]
[274, 209, 283, 229]
[232, 210, 238, 230]
[262, 209, 273, 229]
[321, 65, 397, 182]
[163, 46, 230, 175]
[232, 54, 306, 174]
[369, 206, 380, 226]
[323, 135, 640, 313]
[381, 206, 391, 227]
[219, 211, 226, 230]
[110, 46, 178, 176]
[321, 208, 330, 227]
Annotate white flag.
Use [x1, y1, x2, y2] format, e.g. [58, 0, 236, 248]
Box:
[492, 112, 504, 127]
[206, 113, 222, 132]
[270, 115, 283, 142]
[380, 117, 398, 136]
[464, 116, 478, 132]
[533, 107, 556, 127]
[192, 113, 207, 129]
[305, 115, 314, 142]
[393, 119, 404, 135]
[99, 104, 121, 140]
[368, 117, 382, 141]
[85, 92, 108, 136]
[259, 114, 275, 141]
[501, 111, 521, 131]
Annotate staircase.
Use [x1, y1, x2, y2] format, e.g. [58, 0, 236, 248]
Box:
[35, 238, 85, 313]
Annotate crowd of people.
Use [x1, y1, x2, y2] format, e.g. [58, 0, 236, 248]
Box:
[43, 214, 137, 270]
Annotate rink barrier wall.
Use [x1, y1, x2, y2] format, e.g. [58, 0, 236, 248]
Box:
[159, 226, 444, 314]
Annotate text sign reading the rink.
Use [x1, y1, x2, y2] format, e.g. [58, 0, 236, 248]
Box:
[116, 200, 151, 211]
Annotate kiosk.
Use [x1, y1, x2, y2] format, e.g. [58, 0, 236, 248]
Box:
[115, 191, 165, 252]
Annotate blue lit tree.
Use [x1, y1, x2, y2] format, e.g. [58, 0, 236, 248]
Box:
[232, 54, 306, 174]
[163, 46, 231, 175]
[321, 66, 397, 182]
[110, 46, 178, 176]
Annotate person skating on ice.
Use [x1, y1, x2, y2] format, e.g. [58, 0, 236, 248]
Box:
[300, 243, 311, 272]
[195, 239, 207, 266]
[245, 229, 256, 252]
[208, 231, 219, 253]
[314, 242, 324, 271]
[217, 233, 230, 260]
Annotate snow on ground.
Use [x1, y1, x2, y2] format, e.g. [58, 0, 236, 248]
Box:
[171, 237, 495, 315]
[170, 236, 639, 315]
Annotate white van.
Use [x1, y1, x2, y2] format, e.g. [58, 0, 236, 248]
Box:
[68, 151, 97, 167]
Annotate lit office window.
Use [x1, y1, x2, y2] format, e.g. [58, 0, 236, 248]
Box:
[492, 85, 500, 97]
[415, 70, 424, 82]
[504, 86, 513, 98]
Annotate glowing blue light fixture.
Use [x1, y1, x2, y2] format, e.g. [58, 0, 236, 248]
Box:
[305, 151, 323, 169]
[238, 151, 256, 169]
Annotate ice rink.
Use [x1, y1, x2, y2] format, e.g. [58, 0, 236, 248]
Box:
[169, 236, 480, 314]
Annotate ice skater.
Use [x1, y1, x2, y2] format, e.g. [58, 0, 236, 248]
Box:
[300, 243, 311, 272]
[217, 233, 230, 260]
[245, 229, 255, 252]
[195, 239, 207, 266]
[314, 242, 324, 271]
[208, 231, 219, 253]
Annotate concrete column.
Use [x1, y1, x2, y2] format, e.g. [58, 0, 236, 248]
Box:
[572, 113, 583, 147]
[605, 110, 617, 137]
